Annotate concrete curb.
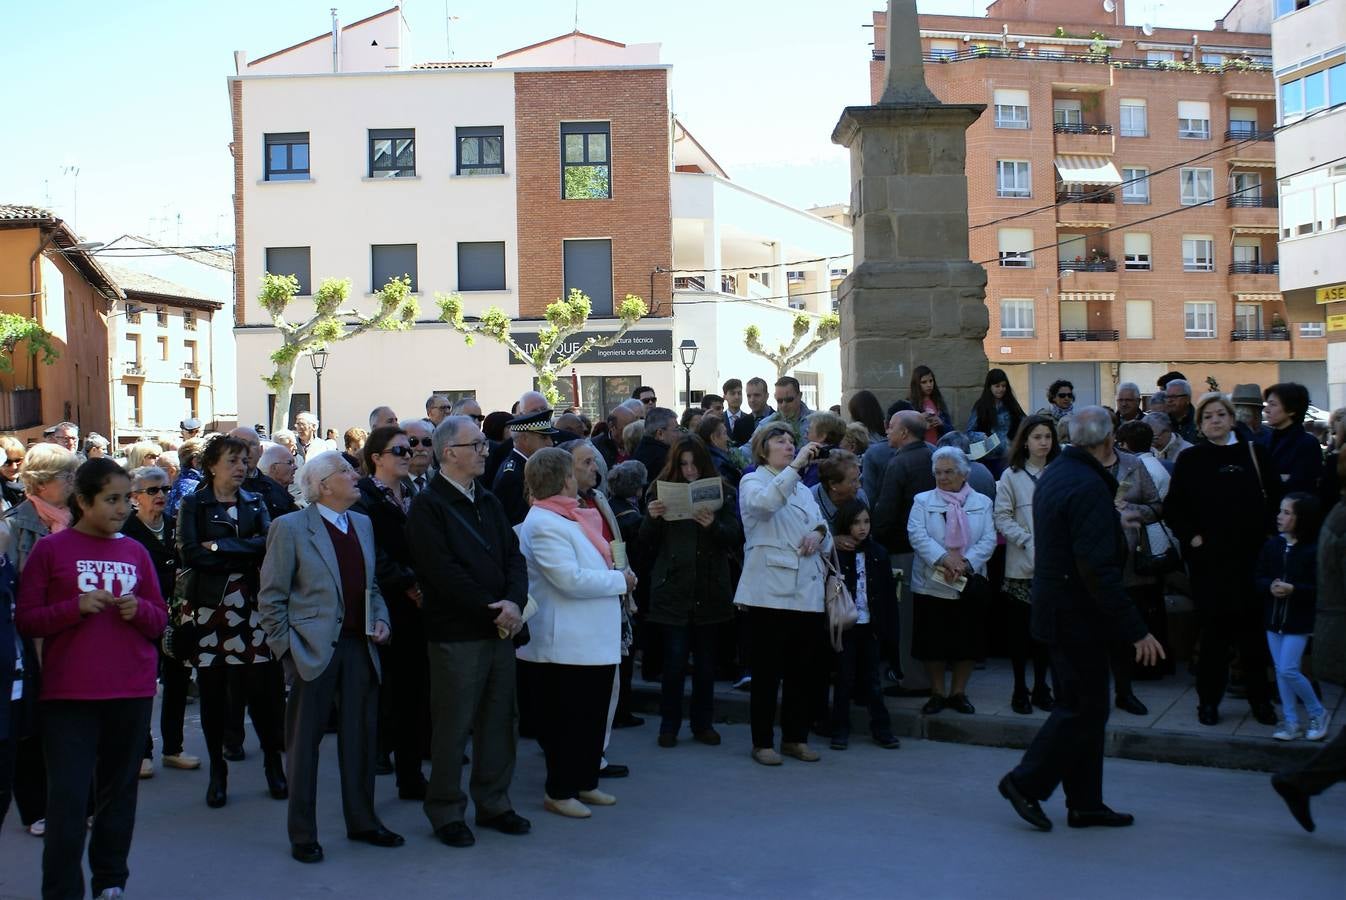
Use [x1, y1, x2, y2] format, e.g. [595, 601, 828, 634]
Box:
[628, 685, 1322, 773]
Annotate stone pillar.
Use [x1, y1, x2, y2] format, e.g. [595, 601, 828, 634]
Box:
[831, 0, 988, 421]
[703, 220, 721, 295]
[770, 241, 787, 307]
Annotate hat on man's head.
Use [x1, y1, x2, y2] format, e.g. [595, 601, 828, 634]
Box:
[1230, 384, 1264, 407]
[181, 417, 202, 431]
[506, 409, 562, 438]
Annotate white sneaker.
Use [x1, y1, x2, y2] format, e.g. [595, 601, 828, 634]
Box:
[94, 889, 123, 899]
[28, 818, 45, 837]
[138, 759, 154, 779]
[1305, 711, 1332, 742]
[1272, 722, 1300, 741]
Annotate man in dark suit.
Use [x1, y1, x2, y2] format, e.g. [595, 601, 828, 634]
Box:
[731, 377, 772, 446]
[632, 407, 679, 482]
[998, 407, 1165, 832]
[592, 399, 644, 469]
[409, 414, 531, 848]
[492, 410, 560, 526]
[258, 450, 402, 864]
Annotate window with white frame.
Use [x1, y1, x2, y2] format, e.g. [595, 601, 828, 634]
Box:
[997, 160, 1031, 198]
[1146, 49, 1175, 66]
[1052, 99, 1082, 126]
[997, 228, 1035, 267]
[1178, 101, 1211, 139]
[994, 89, 1030, 129]
[1184, 301, 1217, 338]
[1000, 299, 1035, 337]
[1123, 233, 1152, 270]
[1122, 167, 1150, 204]
[1300, 322, 1325, 337]
[1125, 300, 1154, 339]
[1180, 167, 1214, 205]
[928, 39, 958, 60]
[1201, 53, 1224, 66]
[1235, 303, 1264, 332]
[1228, 106, 1258, 136]
[1119, 100, 1147, 137]
[1280, 62, 1344, 124]
[1038, 45, 1066, 58]
[1182, 235, 1215, 272]
[1279, 166, 1346, 238]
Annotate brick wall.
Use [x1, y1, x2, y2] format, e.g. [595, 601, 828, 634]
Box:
[513, 69, 672, 320]
[230, 79, 246, 324]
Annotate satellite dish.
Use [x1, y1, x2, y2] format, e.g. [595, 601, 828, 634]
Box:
[1103, 0, 1117, 12]
[1142, 23, 1155, 36]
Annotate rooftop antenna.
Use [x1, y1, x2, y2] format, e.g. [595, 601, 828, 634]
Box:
[444, 3, 459, 58]
[573, 0, 579, 32]
[60, 163, 80, 231]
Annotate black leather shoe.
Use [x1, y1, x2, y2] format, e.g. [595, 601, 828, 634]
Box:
[222, 745, 245, 762]
[1251, 702, 1278, 726]
[1011, 692, 1033, 715]
[475, 810, 531, 835]
[264, 753, 288, 800]
[435, 822, 476, 848]
[998, 773, 1052, 831]
[830, 735, 849, 751]
[1031, 687, 1055, 712]
[597, 763, 629, 778]
[921, 694, 946, 715]
[657, 733, 677, 748]
[1067, 805, 1135, 828]
[873, 733, 901, 749]
[1197, 704, 1220, 726]
[398, 778, 428, 801]
[612, 714, 644, 729]
[291, 842, 324, 864]
[206, 768, 227, 809]
[347, 826, 405, 847]
[693, 728, 722, 746]
[1270, 775, 1316, 832]
[947, 693, 976, 715]
[1115, 693, 1149, 716]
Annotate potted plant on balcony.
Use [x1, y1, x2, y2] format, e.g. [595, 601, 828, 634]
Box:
[1271, 311, 1288, 335]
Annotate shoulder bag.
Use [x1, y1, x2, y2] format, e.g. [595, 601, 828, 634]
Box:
[1134, 519, 1182, 576]
[823, 547, 859, 652]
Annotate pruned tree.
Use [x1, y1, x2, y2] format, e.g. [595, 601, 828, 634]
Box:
[0, 313, 59, 373]
[436, 288, 648, 407]
[259, 273, 419, 434]
[744, 312, 841, 377]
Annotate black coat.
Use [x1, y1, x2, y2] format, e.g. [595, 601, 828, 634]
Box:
[176, 484, 270, 607]
[484, 437, 514, 486]
[708, 445, 742, 489]
[873, 441, 935, 554]
[607, 495, 643, 545]
[1030, 445, 1148, 646]
[1255, 535, 1318, 635]
[121, 514, 180, 605]
[638, 484, 741, 627]
[245, 471, 299, 522]
[632, 436, 673, 484]
[490, 450, 529, 526]
[837, 537, 899, 656]
[1259, 424, 1323, 498]
[406, 475, 528, 643]
[729, 410, 762, 447]
[354, 477, 420, 633]
[592, 432, 620, 470]
[0, 556, 38, 743]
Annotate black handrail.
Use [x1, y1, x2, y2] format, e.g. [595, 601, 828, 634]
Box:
[1060, 330, 1120, 342]
[1231, 329, 1290, 341]
[1228, 262, 1279, 274]
[1058, 259, 1118, 272]
[1056, 190, 1115, 204]
[1053, 122, 1113, 135]
[1225, 128, 1275, 141]
[1227, 195, 1278, 208]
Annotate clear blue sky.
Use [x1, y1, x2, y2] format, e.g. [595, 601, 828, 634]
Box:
[0, 0, 1236, 246]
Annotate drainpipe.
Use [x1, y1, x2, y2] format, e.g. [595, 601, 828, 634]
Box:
[26, 228, 58, 401]
[331, 9, 340, 73]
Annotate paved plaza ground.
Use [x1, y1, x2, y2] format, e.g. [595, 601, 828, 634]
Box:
[1, 705, 1342, 899]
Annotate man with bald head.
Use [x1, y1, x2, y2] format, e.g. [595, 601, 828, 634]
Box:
[555, 413, 586, 440]
[425, 394, 453, 427]
[369, 406, 399, 430]
[485, 391, 551, 485]
[451, 397, 484, 424]
[874, 410, 936, 558]
[593, 399, 644, 469]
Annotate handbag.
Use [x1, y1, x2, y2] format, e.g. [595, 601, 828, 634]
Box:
[1134, 520, 1182, 576]
[823, 548, 859, 652]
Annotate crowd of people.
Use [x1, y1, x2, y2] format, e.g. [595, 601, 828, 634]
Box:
[1, 366, 1344, 897]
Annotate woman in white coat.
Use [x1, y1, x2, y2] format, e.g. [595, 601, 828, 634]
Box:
[993, 414, 1060, 715]
[516, 449, 637, 819]
[734, 422, 833, 767]
[907, 447, 997, 716]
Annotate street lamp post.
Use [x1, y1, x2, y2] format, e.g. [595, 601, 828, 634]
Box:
[678, 339, 698, 407]
[308, 348, 329, 429]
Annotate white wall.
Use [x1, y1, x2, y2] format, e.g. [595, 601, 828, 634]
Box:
[113, 305, 223, 440]
[244, 9, 404, 75]
[499, 35, 661, 67]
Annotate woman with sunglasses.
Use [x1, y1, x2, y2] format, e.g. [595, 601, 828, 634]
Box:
[0, 437, 25, 510]
[122, 466, 199, 778]
[354, 426, 429, 800]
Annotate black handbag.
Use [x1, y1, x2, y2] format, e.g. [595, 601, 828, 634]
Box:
[1133, 521, 1182, 576]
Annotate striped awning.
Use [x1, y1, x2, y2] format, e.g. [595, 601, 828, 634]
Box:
[1235, 292, 1282, 303]
[1060, 291, 1115, 303]
[1232, 225, 1279, 234]
[1227, 158, 1276, 168]
[1056, 219, 1113, 229]
[1054, 156, 1122, 185]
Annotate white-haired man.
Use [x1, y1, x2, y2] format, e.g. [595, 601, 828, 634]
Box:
[259, 451, 400, 864]
[293, 412, 336, 466]
[402, 418, 435, 492]
[255, 442, 300, 519]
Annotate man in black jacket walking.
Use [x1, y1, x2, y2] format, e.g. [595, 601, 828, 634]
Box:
[998, 407, 1164, 832]
[409, 415, 531, 848]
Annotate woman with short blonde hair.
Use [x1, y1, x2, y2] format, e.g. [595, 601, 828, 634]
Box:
[621, 421, 645, 459]
[0, 435, 26, 507]
[125, 441, 164, 471]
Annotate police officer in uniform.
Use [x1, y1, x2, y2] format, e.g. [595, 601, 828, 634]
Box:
[492, 410, 562, 526]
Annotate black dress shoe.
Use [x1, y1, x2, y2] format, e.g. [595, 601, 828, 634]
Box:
[692, 728, 722, 746]
[1067, 805, 1135, 828]
[206, 769, 227, 809]
[1011, 692, 1033, 715]
[398, 778, 428, 801]
[1197, 704, 1220, 726]
[597, 763, 628, 778]
[435, 822, 476, 848]
[612, 714, 644, 729]
[291, 842, 324, 864]
[1031, 687, 1055, 712]
[1251, 702, 1279, 726]
[657, 733, 677, 748]
[998, 773, 1052, 831]
[947, 693, 976, 715]
[921, 694, 946, 715]
[873, 733, 901, 749]
[222, 745, 246, 762]
[264, 753, 288, 800]
[475, 810, 531, 835]
[1270, 775, 1316, 832]
[347, 826, 405, 847]
[1115, 693, 1149, 716]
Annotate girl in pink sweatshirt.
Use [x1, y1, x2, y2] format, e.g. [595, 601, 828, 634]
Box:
[16, 458, 166, 900]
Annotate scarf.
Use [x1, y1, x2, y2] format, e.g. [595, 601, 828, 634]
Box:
[1049, 403, 1074, 421]
[533, 495, 613, 567]
[30, 494, 72, 533]
[935, 483, 973, 553]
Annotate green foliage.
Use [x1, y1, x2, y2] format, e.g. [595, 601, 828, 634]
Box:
[312, 278, 350, 316]
[0, 313, 59, 372]
[259, 272, 299, 318]
[562, 165, 611, 200]
[743, 312, 841, 378]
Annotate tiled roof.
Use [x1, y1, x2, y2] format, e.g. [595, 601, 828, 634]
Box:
[411, 60, 494, 69]
[103, 264, 223, 309]
[0, 204, 56, 222]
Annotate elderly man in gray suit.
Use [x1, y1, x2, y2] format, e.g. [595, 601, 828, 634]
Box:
[259, 450, 403, 865]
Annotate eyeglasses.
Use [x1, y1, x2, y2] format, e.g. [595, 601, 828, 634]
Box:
[381, 446, 413, 458]
[641, 397, 657, 405]
[448, 440, 489, 453]
[135, 485, 167, 496]
[468, 414, 485, 423]
[1056, 393, 1074, 400]
[320, 467, 355, 482]
[406, 438, 433, 448]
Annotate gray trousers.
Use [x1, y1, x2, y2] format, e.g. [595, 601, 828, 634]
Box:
[284, 636, 381, 845]
[424, 639, 517, 829]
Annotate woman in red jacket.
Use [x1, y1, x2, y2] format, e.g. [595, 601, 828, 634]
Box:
[16, 458, 167, 900]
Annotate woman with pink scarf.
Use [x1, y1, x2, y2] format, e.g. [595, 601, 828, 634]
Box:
[515, 448, 638, 820]
[907, 447, 998, 716]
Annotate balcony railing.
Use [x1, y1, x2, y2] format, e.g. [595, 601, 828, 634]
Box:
[1229, 262, 1279, 274]
[0, 389, 42, 432]
[1053, 122, 1113, 135]
[1055, 190, 1115, 204]
[1225, 128, 1275, 141]
[124, 362, 145, 376]
[182, 366, 202, 380]
[1060, 330, 1120, 342]
[1058, 259, 1118, 273]
[1231, 329, 1291, 341]
[1227, 195, 1278, 208]
[897, 49, 1271, 73]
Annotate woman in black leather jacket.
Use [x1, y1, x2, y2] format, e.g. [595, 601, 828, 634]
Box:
[176, 435, 284, 809]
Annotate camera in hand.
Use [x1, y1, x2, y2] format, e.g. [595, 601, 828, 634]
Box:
[815, 444, 838, 461]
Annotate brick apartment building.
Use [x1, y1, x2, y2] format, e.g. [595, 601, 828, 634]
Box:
[871, 0, 1328, 409]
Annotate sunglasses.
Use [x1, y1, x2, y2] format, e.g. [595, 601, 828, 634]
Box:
[136, 485, 167, 496]
[641, 397, 657, 405]
[381, 446, 413, 458]
[406, 438, 433, 448]
[1056, 393, 1074, 400]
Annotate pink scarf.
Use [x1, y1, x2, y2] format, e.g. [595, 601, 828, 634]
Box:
[30, 495, 72, 534]
[936, 483, 973, 554]
[533, 495, 614, 567]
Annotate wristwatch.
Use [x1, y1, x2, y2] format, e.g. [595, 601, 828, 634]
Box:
[208, 541, 219, 552]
